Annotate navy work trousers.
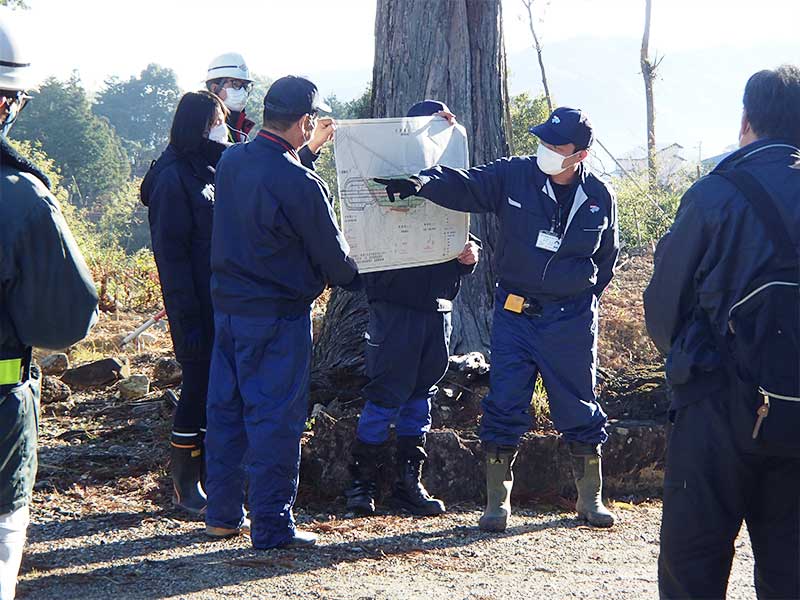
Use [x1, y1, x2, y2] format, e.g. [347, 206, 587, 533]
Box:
[659, 381, 800, 599]
[357, 302, 451, 444]
[172, 359, 209, 439]
[205, 311, 311, 549]
[480, 286, 607, 447]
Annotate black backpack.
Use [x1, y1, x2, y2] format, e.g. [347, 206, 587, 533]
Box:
[716, 169, 800, 447]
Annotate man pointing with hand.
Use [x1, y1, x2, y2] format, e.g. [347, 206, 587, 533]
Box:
[375, 107, 620, 531]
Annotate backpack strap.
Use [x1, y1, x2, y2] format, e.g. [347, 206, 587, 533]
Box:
[716, 169, 798, 260]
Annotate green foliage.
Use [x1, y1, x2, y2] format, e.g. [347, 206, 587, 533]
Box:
[94, 64, 181, 175]
[96, 179, 151, 253]
[242, 73, 273, 134]
[9, 137, 159, 311]
[12, 73, 130, 207]
[613, 171, 686, 247]
[509, 92, 550, 156]
[326, 85, 372, 120]
[313, 85, 372, 218]
[0, 0, 28, 8]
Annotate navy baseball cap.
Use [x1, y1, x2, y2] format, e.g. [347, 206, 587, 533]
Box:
[529, 107, 594, 149]
[407, 99, 450, 117]
[263, 75, 332, 115]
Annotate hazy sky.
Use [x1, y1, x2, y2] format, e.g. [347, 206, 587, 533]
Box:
[8, 0, 800, 157]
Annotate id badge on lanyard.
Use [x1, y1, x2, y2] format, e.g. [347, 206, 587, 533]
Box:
[536, 230, 561, 252]
[535, 179, 564, 252]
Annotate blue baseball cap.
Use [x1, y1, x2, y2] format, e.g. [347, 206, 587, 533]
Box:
[407, 99, 450, 117]
[529, 107, 594, 150]
[263, 75, 332, 115]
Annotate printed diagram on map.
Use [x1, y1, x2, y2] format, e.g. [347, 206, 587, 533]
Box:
[334, 116, 470, 273]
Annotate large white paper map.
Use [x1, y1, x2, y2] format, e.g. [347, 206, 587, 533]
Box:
[334, 116, 470, 273]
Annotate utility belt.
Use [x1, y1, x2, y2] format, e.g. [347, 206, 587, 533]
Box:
[497, 283, 589, 318]
[0, 348, 32, 389]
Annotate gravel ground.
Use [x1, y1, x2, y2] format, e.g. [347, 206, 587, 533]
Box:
[18, 500, 756, 600]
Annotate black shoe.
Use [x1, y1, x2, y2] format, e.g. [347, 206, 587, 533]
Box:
[171, 441, 207, 515]
[391, 436, 446, 517]
[344, 440, 385, 515]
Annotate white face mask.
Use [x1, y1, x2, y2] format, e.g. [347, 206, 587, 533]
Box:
[208, 122, 229, 144]
[223, 87, 248, 112]
[536, 144, 569, 175]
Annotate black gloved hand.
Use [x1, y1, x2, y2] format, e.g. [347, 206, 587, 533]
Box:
[373, 176, 423, 203]
[180, 319, 204, 357]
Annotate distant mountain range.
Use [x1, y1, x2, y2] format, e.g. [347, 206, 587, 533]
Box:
[506, 37, 797, 160]
[312, 36, 796, 163]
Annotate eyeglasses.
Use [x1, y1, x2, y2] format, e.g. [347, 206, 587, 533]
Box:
[222, 79, 253, 92]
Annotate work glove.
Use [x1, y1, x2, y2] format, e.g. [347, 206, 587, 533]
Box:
[373, 176, 423, 203]
[180, 318, 205, 357]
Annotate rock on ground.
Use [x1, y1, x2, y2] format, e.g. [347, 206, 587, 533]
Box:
[39, 353, 69, 377]
[118, 375, 151, 400]
[61, 357, 130, 389]
[152, 357, 182, 386]
[40, 376, 71, 404]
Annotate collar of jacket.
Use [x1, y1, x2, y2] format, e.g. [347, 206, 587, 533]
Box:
[0, 137, 51, 189]
[257, 130, 300, 162]
[717, 137, 800, 171]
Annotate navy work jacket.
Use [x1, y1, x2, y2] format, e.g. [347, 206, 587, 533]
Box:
[644, 139, 800, 407]
[210, 131, 358, 317]
[417, 156, 619, 301]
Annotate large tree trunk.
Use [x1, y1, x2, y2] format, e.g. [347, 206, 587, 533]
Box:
[312, 0, 510, 399]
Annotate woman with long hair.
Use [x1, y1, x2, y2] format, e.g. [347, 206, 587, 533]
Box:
[140, 90, 229, 515]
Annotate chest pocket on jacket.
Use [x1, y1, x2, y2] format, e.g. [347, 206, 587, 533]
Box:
[504, 195, 551, 246]
[569, 207, 608, 256]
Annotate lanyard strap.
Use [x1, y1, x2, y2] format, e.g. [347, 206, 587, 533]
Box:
[257, 131, 300, 162]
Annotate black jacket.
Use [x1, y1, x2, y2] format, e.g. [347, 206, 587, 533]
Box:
[141, 142, 224, 360]
[644, 139, 800, 407]
[0, 138, 98, 356]
[363, 237, 478, 312]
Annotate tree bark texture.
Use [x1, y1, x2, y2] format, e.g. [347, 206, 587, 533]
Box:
[312, 0, 510, 397]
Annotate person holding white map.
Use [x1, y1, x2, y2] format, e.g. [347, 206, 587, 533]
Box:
[344, 100, 480, 517]
[375, 107, 620, 532]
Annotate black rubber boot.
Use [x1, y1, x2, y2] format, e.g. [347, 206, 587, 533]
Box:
[171, 441, 207, 515]
[344, 440, 385, 515]
[569, 442, 617, 528]
[390, 435, 445, 516]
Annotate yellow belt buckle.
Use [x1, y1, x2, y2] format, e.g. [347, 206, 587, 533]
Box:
[0, 358, 22, 386]
[503, 293, 525, 314]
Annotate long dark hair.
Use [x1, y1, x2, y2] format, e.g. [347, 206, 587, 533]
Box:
[170, 90, 228, 153]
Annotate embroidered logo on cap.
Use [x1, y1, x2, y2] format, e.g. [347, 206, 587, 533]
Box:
[551, 115, 561, 124]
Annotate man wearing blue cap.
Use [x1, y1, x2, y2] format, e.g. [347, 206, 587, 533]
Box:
[376, 107, 619, 530]
[345, 100, 480, 517]
[205, 75, 360, 549]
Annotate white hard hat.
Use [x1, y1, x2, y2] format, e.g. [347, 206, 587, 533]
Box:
[0, 10, 34, 92]
[205, 52, 251, 83]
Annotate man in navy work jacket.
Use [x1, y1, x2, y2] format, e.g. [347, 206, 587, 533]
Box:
[345, 100, 480, 517]
[645, 65, 800, 599]
[205, 75, 359, 549]
[376, 107, 620, 531]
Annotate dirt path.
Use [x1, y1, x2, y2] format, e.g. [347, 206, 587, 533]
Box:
[18, 500, 755, 600]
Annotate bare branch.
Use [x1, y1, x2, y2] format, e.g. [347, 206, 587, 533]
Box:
[522, 0, 553, 113]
